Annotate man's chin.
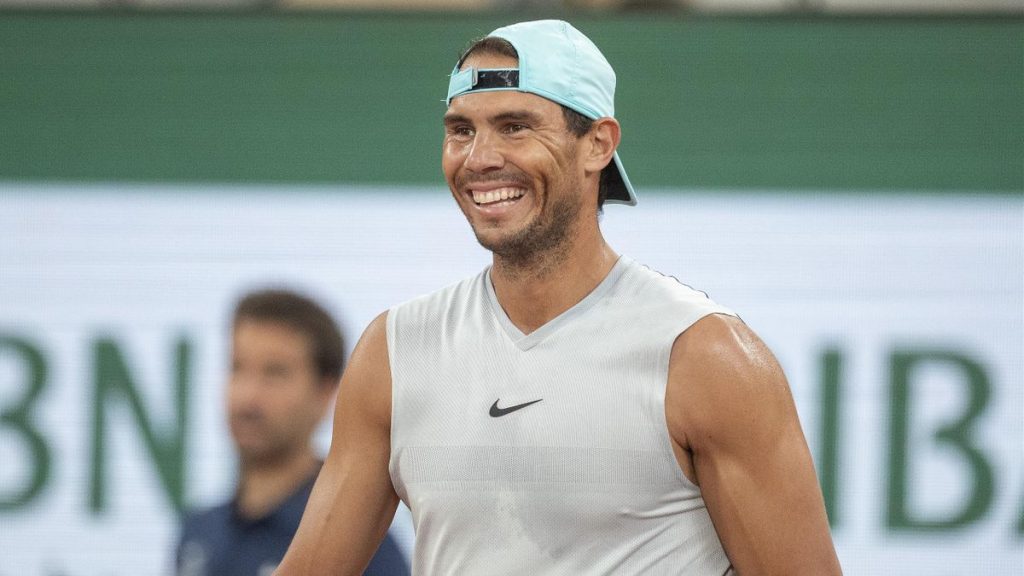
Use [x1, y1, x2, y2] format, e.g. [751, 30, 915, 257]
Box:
[236, 445, 288, 468]
[472, 224, 530, 255]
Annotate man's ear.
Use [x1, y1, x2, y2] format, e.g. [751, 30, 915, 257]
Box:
[583, 117, 621, 175]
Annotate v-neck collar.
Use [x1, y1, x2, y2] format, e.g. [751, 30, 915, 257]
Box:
[484, 256, 629, 351]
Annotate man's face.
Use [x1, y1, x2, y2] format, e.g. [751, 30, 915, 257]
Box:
[226, 319, 332, 468]
[442, 53, 591, 262]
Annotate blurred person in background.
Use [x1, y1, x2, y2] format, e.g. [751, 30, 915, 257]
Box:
[175, 289, 409, 576]
[276, 19, 840, 576]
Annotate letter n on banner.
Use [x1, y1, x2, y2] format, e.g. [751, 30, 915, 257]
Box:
[90, 336, 191, 514]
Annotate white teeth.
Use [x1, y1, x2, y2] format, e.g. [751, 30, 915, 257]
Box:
[472, 187, 525, 205]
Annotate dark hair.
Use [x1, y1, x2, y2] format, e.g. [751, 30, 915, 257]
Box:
[458, 36, 611, 209]
[233, 289, 345, 386]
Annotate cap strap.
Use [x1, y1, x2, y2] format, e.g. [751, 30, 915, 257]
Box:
[447, 68, 520, 103]
[474, 69, 519, 89]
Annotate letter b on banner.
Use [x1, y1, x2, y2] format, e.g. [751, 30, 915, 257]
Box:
[0, 336, 51, 511]
[887, 349, 994, 531]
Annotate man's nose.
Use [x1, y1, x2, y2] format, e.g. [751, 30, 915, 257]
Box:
[464, 130, 505, 173]
[229, 374, 262, 405]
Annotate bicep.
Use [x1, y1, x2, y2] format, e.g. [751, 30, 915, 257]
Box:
[276, 312, 400, 576]
[667, 314, 841, 575]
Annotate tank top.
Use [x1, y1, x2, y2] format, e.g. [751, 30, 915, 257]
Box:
[387, 256, 736, 575]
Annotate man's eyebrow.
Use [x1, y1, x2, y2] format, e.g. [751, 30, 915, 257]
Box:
[443, 110, 544, 128]
[443, 113, 471, 127]
[491, 110, 543, 125]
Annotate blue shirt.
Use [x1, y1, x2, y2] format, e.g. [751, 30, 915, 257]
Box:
[176, 469, 409, 576]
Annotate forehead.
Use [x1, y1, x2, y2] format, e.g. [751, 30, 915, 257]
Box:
[446, 89, 563, 122]
[233, 319, 309, 352]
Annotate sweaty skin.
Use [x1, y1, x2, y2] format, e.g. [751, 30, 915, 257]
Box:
[668, 314, 843, 574]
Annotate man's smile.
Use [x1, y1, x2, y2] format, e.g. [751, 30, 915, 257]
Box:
[471, 186, 526, 206]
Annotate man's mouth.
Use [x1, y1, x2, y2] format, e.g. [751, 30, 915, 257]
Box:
[472, 187, 525, 206]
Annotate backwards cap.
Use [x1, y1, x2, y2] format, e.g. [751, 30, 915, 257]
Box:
[446, 20, 637, 206]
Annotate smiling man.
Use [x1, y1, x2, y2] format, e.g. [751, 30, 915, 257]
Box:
[275, 20, 841, 575]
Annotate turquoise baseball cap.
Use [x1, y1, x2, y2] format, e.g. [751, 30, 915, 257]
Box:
[446, 20, 638, 206]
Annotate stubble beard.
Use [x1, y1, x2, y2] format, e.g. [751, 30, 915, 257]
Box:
[231, 415, 301, 472]
[473, 179, 581, 281]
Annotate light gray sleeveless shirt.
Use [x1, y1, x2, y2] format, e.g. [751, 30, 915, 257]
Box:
[387, 256, 736, 575]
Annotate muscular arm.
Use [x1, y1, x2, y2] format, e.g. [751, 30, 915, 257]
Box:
[275, 312, 400, 576]
[666, 314, 842, 575]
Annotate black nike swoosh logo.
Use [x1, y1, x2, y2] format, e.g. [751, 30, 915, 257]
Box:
[489, 398, 543, 418]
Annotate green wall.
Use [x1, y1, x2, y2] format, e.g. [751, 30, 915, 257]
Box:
[0, 12, 1020, 191]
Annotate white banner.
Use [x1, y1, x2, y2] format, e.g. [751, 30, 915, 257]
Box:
[0, 184, 1021, 575]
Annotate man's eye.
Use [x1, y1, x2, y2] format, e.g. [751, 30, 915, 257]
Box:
[264, 365, 291, 381]
[504, 124, 527, 134]
[449, 126, 473, 139]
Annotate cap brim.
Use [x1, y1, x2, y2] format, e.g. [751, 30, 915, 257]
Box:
[602, 151, 637, 206]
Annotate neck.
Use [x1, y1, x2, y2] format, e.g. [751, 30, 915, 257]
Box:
[491, 225, 617, 334]
[235, 447, 319, 520]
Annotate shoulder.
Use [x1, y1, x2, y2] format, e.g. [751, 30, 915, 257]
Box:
[346, 310, 391, 386]
[616, 258, 731, 314]
[391, 269, 487, 316]
[602, 258, 735, 344]
[672, 314, 778, 380]
[387, 269, 489, 346]
[310, 309, 395, 444]
[664, 315, 843, 574]
[666, 313, 791, 452]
